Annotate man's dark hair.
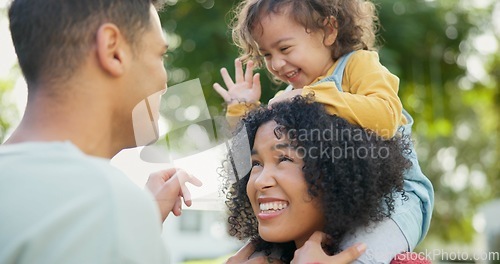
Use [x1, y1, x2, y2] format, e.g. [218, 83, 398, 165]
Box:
[8, 0, 165, 86]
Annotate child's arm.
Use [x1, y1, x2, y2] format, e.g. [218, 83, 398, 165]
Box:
[302, 50, 403, 138]
[213, 59, 262, 118]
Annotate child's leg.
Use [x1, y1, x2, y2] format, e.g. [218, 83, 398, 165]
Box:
[339, 180, 430, 264]
[391, 191, 425, 250]
[398, 110, 434, 248]
[340, 217, 409, 264]
[395, 140, 434, 249]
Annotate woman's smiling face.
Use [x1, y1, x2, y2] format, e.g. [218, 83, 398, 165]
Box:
[246, 121, 325, 248]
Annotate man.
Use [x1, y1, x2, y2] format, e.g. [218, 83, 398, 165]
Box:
[0, 0, 200, 263]
[0, 0, 364, 263]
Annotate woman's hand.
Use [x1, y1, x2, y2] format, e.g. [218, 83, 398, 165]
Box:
[226, 241, 284, 264]
[213, 58, 261, 105]
[268, 89, 303, 106]
[291, 231, 366, 264]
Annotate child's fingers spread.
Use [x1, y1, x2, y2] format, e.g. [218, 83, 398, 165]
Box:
[220, 68, 235, 87]
[244, 60, 254, 82]
[213, 83, 231, 102]
[252, 73, 261, 90]
[235, 58, 244, 83]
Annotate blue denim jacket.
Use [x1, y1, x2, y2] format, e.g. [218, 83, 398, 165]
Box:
[286, 51, 434, 249]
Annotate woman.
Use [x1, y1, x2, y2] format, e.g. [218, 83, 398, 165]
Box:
[221, 96, 411, 263]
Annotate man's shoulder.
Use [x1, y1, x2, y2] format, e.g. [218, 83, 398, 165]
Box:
[0, 142, 164, 263]
[0, 141, 121, 178]
[0, 141, 148, 205]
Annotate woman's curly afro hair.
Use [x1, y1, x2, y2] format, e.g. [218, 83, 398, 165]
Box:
[221, 96, 411, 262]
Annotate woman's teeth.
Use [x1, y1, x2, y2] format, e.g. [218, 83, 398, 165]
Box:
[259, 202, 289, 212]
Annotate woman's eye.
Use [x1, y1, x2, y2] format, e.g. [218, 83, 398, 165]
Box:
[278, 155, 293, 163]
[251, 160, 262, 167]
[280, 47, 290, 52]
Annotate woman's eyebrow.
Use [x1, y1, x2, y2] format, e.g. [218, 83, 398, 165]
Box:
[250, 142, 294, 155]
[273, 143, 295, 151]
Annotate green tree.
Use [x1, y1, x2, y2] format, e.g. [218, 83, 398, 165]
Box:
[159, 0, 285, 117]
[377, 0, 499, 245]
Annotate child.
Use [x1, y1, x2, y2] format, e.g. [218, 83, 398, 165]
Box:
[213, 0, 434, 261]
[222, 97, 410, 263]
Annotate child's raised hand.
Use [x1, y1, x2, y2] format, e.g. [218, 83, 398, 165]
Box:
[213, 58, 261, 105]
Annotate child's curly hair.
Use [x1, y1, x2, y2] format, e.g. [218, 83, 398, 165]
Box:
[221, 96, 410, 262]
[230, 0, 379, 68]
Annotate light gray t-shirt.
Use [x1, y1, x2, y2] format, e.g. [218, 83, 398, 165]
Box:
[0, 142, 169, 264]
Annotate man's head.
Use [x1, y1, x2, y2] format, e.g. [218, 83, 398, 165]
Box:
[7, 0, 169, 154]
[8, 0, 166, 87]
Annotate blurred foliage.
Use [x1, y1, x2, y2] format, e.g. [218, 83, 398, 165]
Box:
[160, 0, 499, 248]
[0, 79, 17, 143]
[160, 0, 286, 117]
[377, 0, 499, 245]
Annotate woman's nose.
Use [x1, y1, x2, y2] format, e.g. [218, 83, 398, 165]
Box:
[253, 166, 277, 191]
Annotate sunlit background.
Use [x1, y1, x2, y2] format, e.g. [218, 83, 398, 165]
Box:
[1, 0, 499, 263]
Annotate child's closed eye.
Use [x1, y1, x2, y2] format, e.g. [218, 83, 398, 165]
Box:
[280, 46, 291, 52]
[261, 53, 271, 58]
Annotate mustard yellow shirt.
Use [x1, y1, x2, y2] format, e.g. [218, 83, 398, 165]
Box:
[226, 50, 407, 138]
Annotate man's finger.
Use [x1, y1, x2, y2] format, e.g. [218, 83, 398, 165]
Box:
[187, 174, 203, 187]
[172, 170, 192, 204]
[335, 243, 366, 263]
[172, 197, 183, 216]
[150, 168, 178, 181]
[180, 184, 192, 206]
[172, 171, 202, 207]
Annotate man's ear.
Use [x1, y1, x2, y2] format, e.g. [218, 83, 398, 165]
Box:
[96, 23, 127, 77]
[323, 16, 338, 46]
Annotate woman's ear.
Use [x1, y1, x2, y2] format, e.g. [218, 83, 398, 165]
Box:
[96, 23, 126, 77]
[323, 16, 338, 46]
